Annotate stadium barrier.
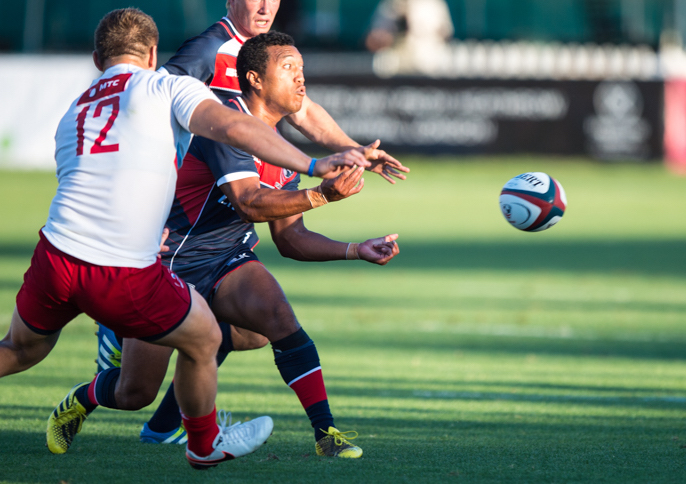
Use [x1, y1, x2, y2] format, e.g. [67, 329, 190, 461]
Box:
[279, 77, 664, 160]
[0, 52, 679, 168]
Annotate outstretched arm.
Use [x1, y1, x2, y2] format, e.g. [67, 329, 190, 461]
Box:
[285, 96, 410, 183]
[223, 166, 365, 223]
[189, 99, 370, 177]
[269, 215, 399, 265]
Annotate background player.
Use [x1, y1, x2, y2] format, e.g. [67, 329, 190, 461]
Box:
[0, 8, 376, 468]
[87, 31, 400, 459]
[161, 0, 409, 184]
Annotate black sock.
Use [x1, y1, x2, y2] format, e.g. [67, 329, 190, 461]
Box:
[146, 382, 182, 433]
[216, 321, 234, 366]
[77, 368, 121, 411]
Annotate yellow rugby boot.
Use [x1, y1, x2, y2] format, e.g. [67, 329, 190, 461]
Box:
[47, 383, 90, 454]
[315, 427, 363, 458]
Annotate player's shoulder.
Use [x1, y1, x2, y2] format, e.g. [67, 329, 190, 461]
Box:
[259, 162, 299, 190]
[187, 17, 237, 48]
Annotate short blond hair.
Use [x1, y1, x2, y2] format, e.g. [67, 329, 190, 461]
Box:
[94, 8, 159, 62]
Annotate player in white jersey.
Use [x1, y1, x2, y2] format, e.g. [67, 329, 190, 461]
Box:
[0, 8, 374, 469]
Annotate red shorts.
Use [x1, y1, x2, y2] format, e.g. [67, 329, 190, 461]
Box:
[16, 231, 192, 341]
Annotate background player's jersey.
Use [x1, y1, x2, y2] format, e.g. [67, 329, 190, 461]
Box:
[163, 96, 299, 272]
[160, 17, 245, 100]
[43, 63, 218, 269]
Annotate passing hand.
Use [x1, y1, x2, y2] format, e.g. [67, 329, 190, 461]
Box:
[357, 234, 400, 265]
[319, 166, 365, 202]
[358, 140, 409, 184]
[315, 149, 370, 177]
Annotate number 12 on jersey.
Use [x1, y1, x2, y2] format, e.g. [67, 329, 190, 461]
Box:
[76, 96, 120, 156]
[74, 72, 132, 156]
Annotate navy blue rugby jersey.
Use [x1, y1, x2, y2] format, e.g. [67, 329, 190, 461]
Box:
[161, 17, 245, 100]
[162, 97, 300, 269]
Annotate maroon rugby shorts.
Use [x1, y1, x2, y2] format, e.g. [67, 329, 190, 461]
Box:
[16, 231, 192, 340]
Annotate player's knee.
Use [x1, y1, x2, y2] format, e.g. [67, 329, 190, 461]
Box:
[263, 300, 298, 332]
[207, 321, 223, 353]
[115, 382, 158, 410]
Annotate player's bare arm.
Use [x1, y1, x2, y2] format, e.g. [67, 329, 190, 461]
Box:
[189, 100, 370, 177]
[269, 214, 400, 265]
[285, 96, 410, 184]
[222, 166, 364, 223]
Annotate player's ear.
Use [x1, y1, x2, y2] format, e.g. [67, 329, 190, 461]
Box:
[247, 70, 262, 91]
[148, 44, 158, 70]
[92, 51, 104, 72]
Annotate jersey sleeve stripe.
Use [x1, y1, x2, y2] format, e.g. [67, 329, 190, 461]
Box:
[216, 171, 259, 186]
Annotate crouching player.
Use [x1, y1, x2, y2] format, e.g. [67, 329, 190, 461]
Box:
[91, 31, 401, 458]
[0, 8, 374, 469]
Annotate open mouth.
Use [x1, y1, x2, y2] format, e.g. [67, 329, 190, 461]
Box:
[296, 86, 306, 95]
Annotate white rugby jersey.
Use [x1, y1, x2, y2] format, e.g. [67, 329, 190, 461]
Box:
[43, 63, 219, 268]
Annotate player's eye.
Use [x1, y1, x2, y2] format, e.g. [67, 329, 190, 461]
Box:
[283, 63, 291, 69]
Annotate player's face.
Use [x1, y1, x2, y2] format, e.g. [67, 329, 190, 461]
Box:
[262, 45, 305, 115]
[228, 0, 280, 38]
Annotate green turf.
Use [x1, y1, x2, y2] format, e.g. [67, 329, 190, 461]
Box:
[0, 158, 685, 483]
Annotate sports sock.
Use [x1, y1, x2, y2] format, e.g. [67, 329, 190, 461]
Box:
[216, 321, 234, 366]
[146, 382, 182, 433]
[75, 368, 121, 412]
[182, 407, 219, 457]
[272, 328, 334, 441]
[146, 323, 234, 434]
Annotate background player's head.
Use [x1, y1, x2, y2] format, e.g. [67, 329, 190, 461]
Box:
[93, 8, 159, 71]
[237, 32, 304, 117]
[226, 0, 280, 38]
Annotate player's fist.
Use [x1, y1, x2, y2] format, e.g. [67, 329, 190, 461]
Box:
[356, 234, 399, 265]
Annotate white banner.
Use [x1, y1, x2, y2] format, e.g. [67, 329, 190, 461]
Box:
[0, 55, 99, 169]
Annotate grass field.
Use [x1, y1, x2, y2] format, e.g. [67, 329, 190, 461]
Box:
[0, 158, 685, 483]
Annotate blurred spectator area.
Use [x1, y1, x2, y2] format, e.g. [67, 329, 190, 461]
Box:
[4, 0, 686, 166]
[5, 0, 686, 53]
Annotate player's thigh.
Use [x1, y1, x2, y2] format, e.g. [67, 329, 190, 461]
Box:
[152, 288, 220, 363]
[211, 262, 299, 336]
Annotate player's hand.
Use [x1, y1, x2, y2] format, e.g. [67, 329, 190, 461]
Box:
[358, 140, 409, 184]
[319, 166, 365, 202]
[314, 149, 371, 177]
[157, 227, 170, 258]
[356, 234, 399, 265]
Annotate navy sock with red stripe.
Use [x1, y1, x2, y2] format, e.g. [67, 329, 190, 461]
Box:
[75, 368, 121, 412]
[272, 328, 334, 441]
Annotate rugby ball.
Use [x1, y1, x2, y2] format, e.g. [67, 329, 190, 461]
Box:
[499, 172, 567, 232]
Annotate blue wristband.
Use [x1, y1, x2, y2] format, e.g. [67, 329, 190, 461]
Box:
[307, 158, 317, 177]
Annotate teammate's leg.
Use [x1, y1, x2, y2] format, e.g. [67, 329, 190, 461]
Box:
[0, 307, 60, 377]
[73, 338, 173, 417]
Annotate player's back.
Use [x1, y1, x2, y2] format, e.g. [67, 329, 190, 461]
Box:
[45, 63, 214, 269]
